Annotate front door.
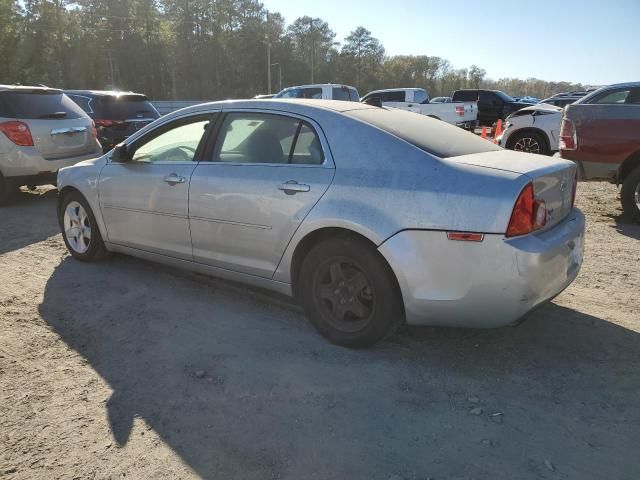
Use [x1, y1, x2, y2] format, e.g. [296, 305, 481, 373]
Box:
[189, 111, 334, 278]
[99, 114, 215, 259]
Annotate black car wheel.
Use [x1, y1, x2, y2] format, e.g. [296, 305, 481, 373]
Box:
[298, 235, 404, 348]
[507, 131, 549, 156]
[621, 166, 640, 223]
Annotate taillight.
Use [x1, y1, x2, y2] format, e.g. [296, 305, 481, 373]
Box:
[0, 120, 34, 146]
[559, 117, 577, 150]
[506, 183, 546, 237]
[455, 105, 465, 116]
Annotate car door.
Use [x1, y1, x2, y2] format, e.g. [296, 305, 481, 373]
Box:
[189, 111, 334, 278]
[99, 113, 216, 259]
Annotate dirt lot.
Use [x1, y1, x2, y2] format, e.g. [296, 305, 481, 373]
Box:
[1, 182, 639, 480]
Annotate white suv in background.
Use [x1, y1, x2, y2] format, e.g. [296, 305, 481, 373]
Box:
[0, 85, 102, 204]
[497, 103, 564, 156]
[274, 84, 360, 101]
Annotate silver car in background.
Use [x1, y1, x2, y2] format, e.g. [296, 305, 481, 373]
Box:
[56, 99, 584, 348]
[0, 85, 102, 204]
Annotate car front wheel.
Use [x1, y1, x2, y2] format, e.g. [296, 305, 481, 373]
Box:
[507, 131, 549, 156]
[621, 166, 640, 223]
[59, 191, 109, 261]
[298, 236, 404, 348]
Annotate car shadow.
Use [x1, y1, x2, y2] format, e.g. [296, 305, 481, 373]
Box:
[606, 212, 640, 240]
[0, 188, 61, 255]
[38, 256, 640, 480]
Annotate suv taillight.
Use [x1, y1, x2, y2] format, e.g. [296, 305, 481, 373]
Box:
[0, 120, 34, 146]
[559, 117, 577, 150]
[506, 183, 547, 237]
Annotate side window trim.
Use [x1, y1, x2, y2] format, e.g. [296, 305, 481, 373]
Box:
[204, 109, 333, 168]
[114, 113, 217, 164]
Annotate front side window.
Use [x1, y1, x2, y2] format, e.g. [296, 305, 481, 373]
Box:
[130, 117, 211, 163]
[213, 113, 324, 165]
[348, 88, 360, 101]
[276, 87, 322, 99]
[413, 90, 428, 104]
[591, 88, 640, 104]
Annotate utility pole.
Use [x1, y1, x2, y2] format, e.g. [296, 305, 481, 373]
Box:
[309, 18, 315, 83]
[267, 37, 272, 94]
[271, 63, 282, 92]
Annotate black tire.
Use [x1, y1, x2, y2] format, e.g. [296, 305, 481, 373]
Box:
[506, 131, 549, 156]
[298, 236, 404, 348]
[58, 190, 110, 261]
[621, 166, 640, 223]
[0, 173, 17, 206]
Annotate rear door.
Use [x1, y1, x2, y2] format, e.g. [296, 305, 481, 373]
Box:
[189, 110, 334, 278]
[99, 113, 216, 259]
[0, 90, 96, 159]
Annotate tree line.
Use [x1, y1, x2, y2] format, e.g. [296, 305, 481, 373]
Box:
[0, 0, 587, 100]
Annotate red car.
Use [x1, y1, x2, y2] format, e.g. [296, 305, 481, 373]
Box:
[559, 82, 640, 221]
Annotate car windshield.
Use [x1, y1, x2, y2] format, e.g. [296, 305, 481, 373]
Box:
[93, 95, 159, 120]
[0, 90, 86, 119]
[346, 107, 501, 158]
[496, 91, 516, 102]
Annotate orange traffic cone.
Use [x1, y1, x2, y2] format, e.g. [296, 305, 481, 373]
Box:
[493, 120, 503, 144]
[481, 127, 488, 139]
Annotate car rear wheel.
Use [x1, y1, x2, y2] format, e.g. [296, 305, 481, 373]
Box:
[0, 174, 17, 206]
[59, 191, 109, 261]
[298, 236, 404, 348]
[621, 166, 640, 223]
[507, 131, 549, 156]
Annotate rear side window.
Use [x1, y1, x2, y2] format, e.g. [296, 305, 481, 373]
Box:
[380, 91, 406, 102]
[453, 90, 477, 102]
[213, 113, 324, 165]
[0, 91, 86, 119]
[92, 95, 159, 120]
[332, 87, 351, 101]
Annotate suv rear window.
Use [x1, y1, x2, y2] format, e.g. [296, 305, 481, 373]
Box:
[0, 90, 86, 119]
[90, 95, 159, 120]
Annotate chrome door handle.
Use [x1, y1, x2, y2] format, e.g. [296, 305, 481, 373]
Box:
[278, 181, 310, 195]
[164, 174, 186, 185]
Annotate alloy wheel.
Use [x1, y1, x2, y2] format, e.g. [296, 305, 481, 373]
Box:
[314, 259, 375, 333]
[513, 136, 541, 154]
[63, 201, 92, 254]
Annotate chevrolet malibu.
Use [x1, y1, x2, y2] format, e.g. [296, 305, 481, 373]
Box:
[57, 100, 585, 348]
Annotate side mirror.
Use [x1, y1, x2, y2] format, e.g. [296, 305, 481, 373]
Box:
[110, 143, 130, 162]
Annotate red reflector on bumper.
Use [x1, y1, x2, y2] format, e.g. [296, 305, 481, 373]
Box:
[446, 232, 484, 242]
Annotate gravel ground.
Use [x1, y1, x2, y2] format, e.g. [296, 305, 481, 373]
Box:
[1, 182, 639, 480]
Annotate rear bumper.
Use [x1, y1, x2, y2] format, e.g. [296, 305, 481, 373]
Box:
[0, 144, 102, 180]
[456, 119, 477, 130]
[379, 209, 585, 327]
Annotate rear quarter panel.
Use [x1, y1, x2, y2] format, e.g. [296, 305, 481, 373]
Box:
[562, 104, 640, 176]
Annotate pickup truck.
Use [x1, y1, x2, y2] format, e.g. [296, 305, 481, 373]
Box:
[451, 89, 534, 126]
[274, 84, 360, 102]
[360, 88, 477, 129]
[559, 82, 640, 221]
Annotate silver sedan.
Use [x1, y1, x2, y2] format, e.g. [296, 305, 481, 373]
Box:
[57, 99, 585, 347]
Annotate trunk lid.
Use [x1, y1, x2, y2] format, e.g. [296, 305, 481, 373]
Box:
[451, 150, 577, 230]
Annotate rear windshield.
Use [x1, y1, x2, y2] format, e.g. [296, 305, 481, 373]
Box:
[91, 95, 160, 120]
[0, 90, 86, 119]
[346, 108, 501, 158]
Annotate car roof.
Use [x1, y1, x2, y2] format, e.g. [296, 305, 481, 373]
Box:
[366, 88, 424, 94]
[63, 89, 147, 97]
[279, 84, 357, 90]
[0, 84, 62, 94]
[162, 98, 376, 120]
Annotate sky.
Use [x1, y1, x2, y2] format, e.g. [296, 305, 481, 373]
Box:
[261, 0, 640, 86]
